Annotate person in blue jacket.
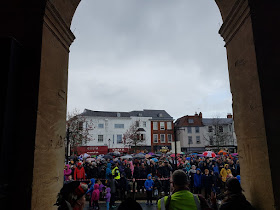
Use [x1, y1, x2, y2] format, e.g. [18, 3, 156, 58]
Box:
[86, 178, 95, 208]
[106, 163, 112, 180]
[194, 168, 202, 194]
[144, 174, 154, 205]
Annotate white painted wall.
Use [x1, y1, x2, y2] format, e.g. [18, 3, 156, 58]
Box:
[83, 116, 152, 149]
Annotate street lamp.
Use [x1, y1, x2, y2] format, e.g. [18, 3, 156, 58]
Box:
[108, 138, 111, 153]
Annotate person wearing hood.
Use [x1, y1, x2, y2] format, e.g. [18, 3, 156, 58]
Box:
[220, 164, 232, 187]
[105, 163, 112, 180]
[194, 168, 202, 194]
[185, 161, 191, 173]
[74, 162, 86, 181]
[144, 174, 154, 205]
[64, 164, 72, 181]
[104, 187, 111, 210]
[236, 175, 241, 184]
[212, 177, 254, 210]
[189, 165, 197, 193]
[91, 184, 100, 210]
[86, 178, 96, 208]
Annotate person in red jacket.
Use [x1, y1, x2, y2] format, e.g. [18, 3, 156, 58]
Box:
[74, 162, 86, 181]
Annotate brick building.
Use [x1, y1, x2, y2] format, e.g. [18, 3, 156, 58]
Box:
[150, 111, 174, 152]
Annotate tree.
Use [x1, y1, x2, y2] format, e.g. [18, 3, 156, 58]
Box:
[203, 116, 233, 151]
[66, 109, 94, 155]
[123, 121, 146, 152]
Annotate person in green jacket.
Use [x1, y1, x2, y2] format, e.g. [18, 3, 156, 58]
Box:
[157, 170, 210, 210]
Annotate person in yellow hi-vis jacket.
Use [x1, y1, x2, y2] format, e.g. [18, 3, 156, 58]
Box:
[158, 170, 211, 210]
[112, 163, 120, 180]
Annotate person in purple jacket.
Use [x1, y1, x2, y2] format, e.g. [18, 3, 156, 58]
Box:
[104, 187, 111, 210]
[64, 164, 72, 181]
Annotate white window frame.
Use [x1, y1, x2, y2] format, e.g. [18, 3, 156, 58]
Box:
[114, 124, 124, 129]
[160, 122, 165, 130]
[153, 134, 158, 143]
[160, 134, 165, 143]
[117, 134, 122, 144]
[187, 127, 192, 133]
[98, 123, 104, 129]
[196, 136, 201, 144]
[167, 122, 172, 130]
[143, 121, 146, 127]
[188, 136, 193, 144]
[168, 134, 172, 143]
[98, 135, 103, 142]
[153, 122, 158, 130]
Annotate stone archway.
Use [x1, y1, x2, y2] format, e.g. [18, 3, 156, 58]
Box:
[0, 0, 279, 209]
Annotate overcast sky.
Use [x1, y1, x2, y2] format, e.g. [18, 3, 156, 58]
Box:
[68, 0, 232, 120]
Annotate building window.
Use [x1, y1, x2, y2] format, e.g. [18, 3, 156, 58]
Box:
[136, 121, 139, 127]
[114, 124, 124, 129]
[208, 126, 213, 132]
[188, 119, 194, 123]
[78, 121, 83, 130]
[143, 121, 146, 127]
[160, 134, 165, 143]
[117, 135, 122, 144]
[195, 127, 199, 133]
[187, 127, 192, 133]
[98, 135, 103, 142]
[219, 126, 223, 132]
[160, 122, 165, 130]
[168, 134, 172, 143]
[153, 122, 158, 130]
[167, 122, 172, 130]
[117, 113, 121, 117]
[196, 136, 201, 144]
[98, 123, 104, 128]
[209, 136, 213, 145]
[141, 134, 145, 140]
[188, 136, 193, 144]
[153, 134, 158, 143]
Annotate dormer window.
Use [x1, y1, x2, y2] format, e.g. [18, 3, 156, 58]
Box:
[138, 113, 142, 117]
[117, 112, 121, 117]
[188, 119, 194, 123]
[158, 113, 163, 117]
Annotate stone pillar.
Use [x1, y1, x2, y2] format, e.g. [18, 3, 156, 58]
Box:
[216, 0, 279, 209]
[31, 1, 79, 209]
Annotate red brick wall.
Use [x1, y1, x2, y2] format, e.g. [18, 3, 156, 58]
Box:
[151, 121, 174, 152]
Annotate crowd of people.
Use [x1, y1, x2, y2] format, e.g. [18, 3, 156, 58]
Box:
[57, 151, 252, 210]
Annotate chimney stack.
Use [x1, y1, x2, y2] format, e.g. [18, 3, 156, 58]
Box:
[199, 112, 202, 118]
[227, 113, 233, 118]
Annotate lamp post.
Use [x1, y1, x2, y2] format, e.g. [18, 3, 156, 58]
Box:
[66, 127, 70, 162]
[108, 138, 111, 153]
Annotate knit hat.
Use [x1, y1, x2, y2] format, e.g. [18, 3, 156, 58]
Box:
[55, 181, 88, 207]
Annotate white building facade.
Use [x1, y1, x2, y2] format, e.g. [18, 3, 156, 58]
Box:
[78, 109, 173, 152]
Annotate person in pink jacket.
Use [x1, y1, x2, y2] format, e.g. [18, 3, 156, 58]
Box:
[64, 164, 72, 181]
[91, 184, 100, 209]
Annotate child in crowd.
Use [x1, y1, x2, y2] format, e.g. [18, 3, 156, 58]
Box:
[104, 187, 111, 210]
[91, 184, 100, 210]
[194, 168, 202, 194]
[129, 178, 138, 200]
[144, 174, 154, 205]
[86, 178, 96, 208]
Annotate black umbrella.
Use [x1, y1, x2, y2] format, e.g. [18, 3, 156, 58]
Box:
[103, 155, 113, 160]
[108, 152, 121, 157]
[134, 153, 145, 159]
